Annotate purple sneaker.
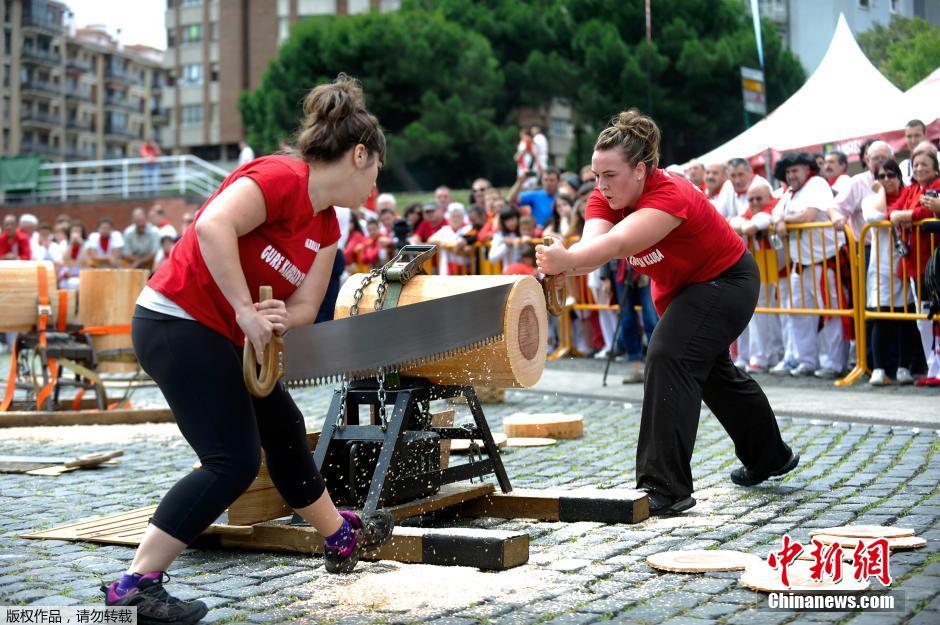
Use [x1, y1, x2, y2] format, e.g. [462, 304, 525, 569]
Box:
[323, 509, 394, 574]
[102, 571, 208, 625]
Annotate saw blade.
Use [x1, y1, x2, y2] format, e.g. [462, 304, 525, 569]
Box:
[282, 283, 512, 387]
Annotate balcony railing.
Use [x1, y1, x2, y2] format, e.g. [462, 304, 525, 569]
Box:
[21, 47, 62, 64]
[5, 155, 229, 203]
[65, 118, 94, 131]
[21, 110, 61, 126]
[21, 79, 62, 97]
[65, 56, 93, 71]
[105, 95, 141, 112]
[21, 15, 63, 33]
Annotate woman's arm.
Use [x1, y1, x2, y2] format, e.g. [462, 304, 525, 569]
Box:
[284, 243, 337, 328]
[537, 209, 681, 276]
[195, 177, 267, 316]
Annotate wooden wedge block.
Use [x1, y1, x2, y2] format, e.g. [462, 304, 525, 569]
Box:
[207, 521, 528, 570]
[505, 437, 556, 448]
[386, 483, 494, 521]
[503, 413, 583, 439]
[457, 488, 648, 524]
[431, 409, 455, 468]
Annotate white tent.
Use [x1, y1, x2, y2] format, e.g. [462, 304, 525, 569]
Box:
[903, 67, 940, 124]
[694, 14, 908, 167]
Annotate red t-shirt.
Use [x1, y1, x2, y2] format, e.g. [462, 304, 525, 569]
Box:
[887, 176, 940, 278]
[415, 219, 445, 242]
[149, 155, 340, 344]
[586, 167, 745, 314]
[0, 231, 31, 260]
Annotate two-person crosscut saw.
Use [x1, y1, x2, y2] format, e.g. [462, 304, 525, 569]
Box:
[243, 245, 512, 396]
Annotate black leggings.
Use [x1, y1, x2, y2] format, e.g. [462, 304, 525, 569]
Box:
[636, 252, 792, 499]
[132, 307, 326, 544]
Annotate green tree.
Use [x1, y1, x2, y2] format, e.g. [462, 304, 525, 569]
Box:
[859, 16, 940, 90]
[406, 0, 804, 166]
[238, 10, 513, 190]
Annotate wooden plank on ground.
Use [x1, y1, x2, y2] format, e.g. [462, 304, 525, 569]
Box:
[213, 522, 528, 570]
[457, 488, 649, 524]
[0, 408, 174, 428]
[386, 483, 494, 521]
[20, 505, 253, 544]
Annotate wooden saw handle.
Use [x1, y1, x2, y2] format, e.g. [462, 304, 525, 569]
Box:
[243, 285, 286, 398]
[540, 235, 568, 316]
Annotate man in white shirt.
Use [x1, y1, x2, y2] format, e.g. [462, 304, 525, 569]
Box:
[823, 151, 852, 195]
[705, 162, 730, 207]
[85, 218, 123, 267]
[148, 205, 178, 239]
[829, 140, 894, 243]
[714, 158, 769, 368]
[238, 140, 255, 167]
[31, 222, 63, 264]
[771, 152, 847, 379]
[898, 119, 926, 186]
[531, 126, 549, 171]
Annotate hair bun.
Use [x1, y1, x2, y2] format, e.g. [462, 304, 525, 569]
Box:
[595, 108, 661, 171]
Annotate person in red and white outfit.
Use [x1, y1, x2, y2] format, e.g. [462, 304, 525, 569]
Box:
[84, 218, 123, 267]
[730, 183, 786, 372]
[823, 150, 852, 196]
[715, 158, 769, 368]
[0, 214, 31, 260]
[536, 109, 797, 516]
[102, 75, 394, 624]
[770, 152, 848, 378]
[888, 141, 940, 385]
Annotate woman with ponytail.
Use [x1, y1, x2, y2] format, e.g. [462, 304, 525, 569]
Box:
[536, 109, 798, 516]
[103, 75, 394, 623]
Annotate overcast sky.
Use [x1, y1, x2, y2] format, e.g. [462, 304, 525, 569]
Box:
[67, 0, 167, 50]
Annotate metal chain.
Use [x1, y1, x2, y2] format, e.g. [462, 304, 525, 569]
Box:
[335, 377, 349, 428]
[349, 268, 381, 317]
[376, 366, 388, 430]
[374, 278, 388, 312]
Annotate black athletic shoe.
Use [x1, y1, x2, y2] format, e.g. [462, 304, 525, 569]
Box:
[323, 509, 394, 574]
[644, 490, 696, 517]
[102, 571, 208, 625]
[730, 448, 800, 487]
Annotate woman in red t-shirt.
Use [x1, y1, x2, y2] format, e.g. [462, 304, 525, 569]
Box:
[887, 143, 940, 385]
[536, 110, 797, 516]
[103, 75, 393, 624]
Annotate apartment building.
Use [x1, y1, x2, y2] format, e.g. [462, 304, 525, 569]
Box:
[161, 0, 400, 164]
[1, 0, 167, 162]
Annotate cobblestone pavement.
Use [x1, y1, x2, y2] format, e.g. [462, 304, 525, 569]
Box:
[0, 379, 938, 625]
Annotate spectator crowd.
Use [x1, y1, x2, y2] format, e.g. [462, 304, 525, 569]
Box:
[2, 120, 938, 387]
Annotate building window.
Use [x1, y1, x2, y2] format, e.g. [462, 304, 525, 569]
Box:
[182, 104, 203, 126]
[858, 0, 870, 7]
[181, 0, 203, 6]
[298, 0, 336, 16]
[182, 24, 202, 44]
[180, 63, 202, 86]
[210, 62, 219, 82]
[890, 0, 899, 11]
[278, 17, 289, 43]
[167, 28, 176, 48]
[210, 23, 218, 41]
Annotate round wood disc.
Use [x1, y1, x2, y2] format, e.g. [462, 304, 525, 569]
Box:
[503, 413, 583, 439]
[647, 550, 760, 573]
[739, 560, 870, 593]
[810, 534, 926, 550]
[504, 437, 557, 447]
[810, 525, 914, 539]
[449, 433, 508, 453]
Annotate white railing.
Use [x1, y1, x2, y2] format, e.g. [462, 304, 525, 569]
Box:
[5, 155, 229, 204]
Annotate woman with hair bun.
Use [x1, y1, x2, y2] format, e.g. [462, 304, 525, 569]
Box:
[536, 109, 798, 516]
[103, 74, 394, 623]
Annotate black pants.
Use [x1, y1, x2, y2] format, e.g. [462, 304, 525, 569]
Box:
[636, 252, 792, 499]
[132, 308, 326, 544]
[871, 308, 919, 376]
